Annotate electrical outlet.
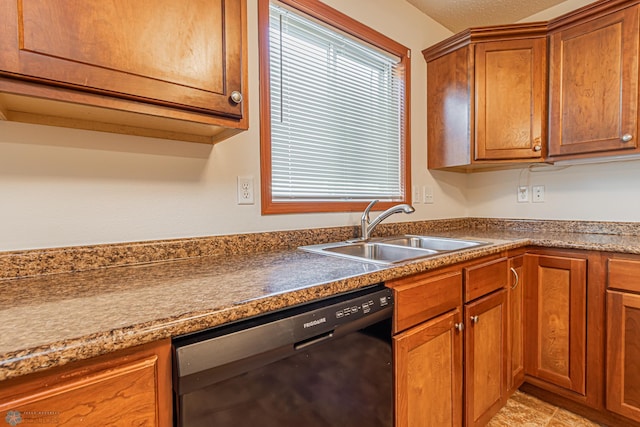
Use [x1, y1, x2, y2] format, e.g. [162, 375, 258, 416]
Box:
[237, 176, 254, 205]
[532, 185, 545, 203]
[423, 186, 434, 204]
[517, 186, 529, 203]
[412, 185, 421, 203]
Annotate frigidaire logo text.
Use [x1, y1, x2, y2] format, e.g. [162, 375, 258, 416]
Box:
[303, 317, 327, 328]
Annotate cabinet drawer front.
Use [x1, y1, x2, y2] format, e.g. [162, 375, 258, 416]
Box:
[0, 356, 159, 425]
[390, 271, 462, 333]
[608, 258, 640, 293]
[464, 258, 508, 302]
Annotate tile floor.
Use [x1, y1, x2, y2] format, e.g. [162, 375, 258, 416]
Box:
[488, 391, 604, 427]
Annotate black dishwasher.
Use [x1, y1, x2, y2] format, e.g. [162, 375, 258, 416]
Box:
[172, 284, 393, 427]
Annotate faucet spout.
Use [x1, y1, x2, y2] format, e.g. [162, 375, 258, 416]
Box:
[360, 200, 415, 240]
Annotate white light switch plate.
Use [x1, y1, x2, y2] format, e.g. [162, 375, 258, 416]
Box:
[423, 186, 434, 204]
[532, 185, 545, 203]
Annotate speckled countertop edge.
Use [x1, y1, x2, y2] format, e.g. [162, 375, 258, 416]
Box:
[2, 218, 640, 382]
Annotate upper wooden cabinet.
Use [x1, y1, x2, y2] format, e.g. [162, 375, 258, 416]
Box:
[423, 24, 547, 171]
[0, 0, 248, 144]
[548, 2, 640, 160]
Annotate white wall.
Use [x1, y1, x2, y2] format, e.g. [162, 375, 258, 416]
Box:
[467, 0, 640, 222]
[5, 0, 630, 251]
[0, 0, 461, 251]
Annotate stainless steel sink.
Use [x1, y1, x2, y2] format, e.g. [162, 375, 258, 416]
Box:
[379, 235, 487, 252]
[299, 235, 489, 265]
[323, 242, 438, 264]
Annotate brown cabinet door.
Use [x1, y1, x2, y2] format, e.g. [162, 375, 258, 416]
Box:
[475, 38, 546, 160]
[508, 256, 525, 393]
[548, 5, 639, 157]
[524, 254, 587, 395]
[606, 290, 640, 422]
[426, 47, 472, 170]
[0, 0, 244, 118]
[394, 308, 463, 427]
[464, 289, 507, 427]
[0, 340, 172, 426]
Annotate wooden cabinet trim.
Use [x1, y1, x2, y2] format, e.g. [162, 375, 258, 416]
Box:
[508, 255, 525, 393]
[548, 0, 640, 31]
[422, 22, 548, 62]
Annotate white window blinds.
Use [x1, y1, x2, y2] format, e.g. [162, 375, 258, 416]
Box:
[269, 2, 405, 202]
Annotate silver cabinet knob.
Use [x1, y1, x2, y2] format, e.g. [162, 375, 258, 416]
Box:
[622, 134, 633, 142]
[533, 145, 542, 152]
[470, 315, 479, 324]
[454, 322, 465, 332]
[230, 91, 243, 104]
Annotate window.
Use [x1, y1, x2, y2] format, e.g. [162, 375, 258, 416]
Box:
[258, 0, 411, 214]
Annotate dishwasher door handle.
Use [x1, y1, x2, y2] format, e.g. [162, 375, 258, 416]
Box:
[294, 331, 335, 350]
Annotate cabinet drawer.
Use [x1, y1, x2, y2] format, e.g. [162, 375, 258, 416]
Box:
[608, 257, 640, 293]
[464, 257, 508, 302]
[389, 271, 462, 333]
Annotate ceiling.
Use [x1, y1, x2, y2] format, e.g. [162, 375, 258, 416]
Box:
[407, 0, 568, 32]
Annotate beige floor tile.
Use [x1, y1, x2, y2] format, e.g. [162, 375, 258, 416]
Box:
[551, 408, 605, 427]
[546, 419, 575, 427]
[510, 390, 558, 417]
[488, 392, 605, 427]
[487, 398, 553, 427]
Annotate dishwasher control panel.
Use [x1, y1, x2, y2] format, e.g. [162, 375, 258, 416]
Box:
[293, 286, 393, 341]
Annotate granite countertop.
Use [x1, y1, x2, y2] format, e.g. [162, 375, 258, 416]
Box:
[2, 223, 640, 382]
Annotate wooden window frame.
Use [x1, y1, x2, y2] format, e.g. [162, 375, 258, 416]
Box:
[258, 0, 411, 214]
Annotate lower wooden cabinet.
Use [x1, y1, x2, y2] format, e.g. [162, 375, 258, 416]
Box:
[394, 308, 463, 427]
[391, 255, 508, 427]
[606, 255, 640, 423]
[464, 289, 507, 427]
[524, 253, 587, 396]
[606, 290, 640, 422]
[0, 339, 172, 426]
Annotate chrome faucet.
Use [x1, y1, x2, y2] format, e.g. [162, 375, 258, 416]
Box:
[360, 200, 415, 240]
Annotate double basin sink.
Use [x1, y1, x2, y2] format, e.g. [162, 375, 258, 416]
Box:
[300, 235, 489, 265]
